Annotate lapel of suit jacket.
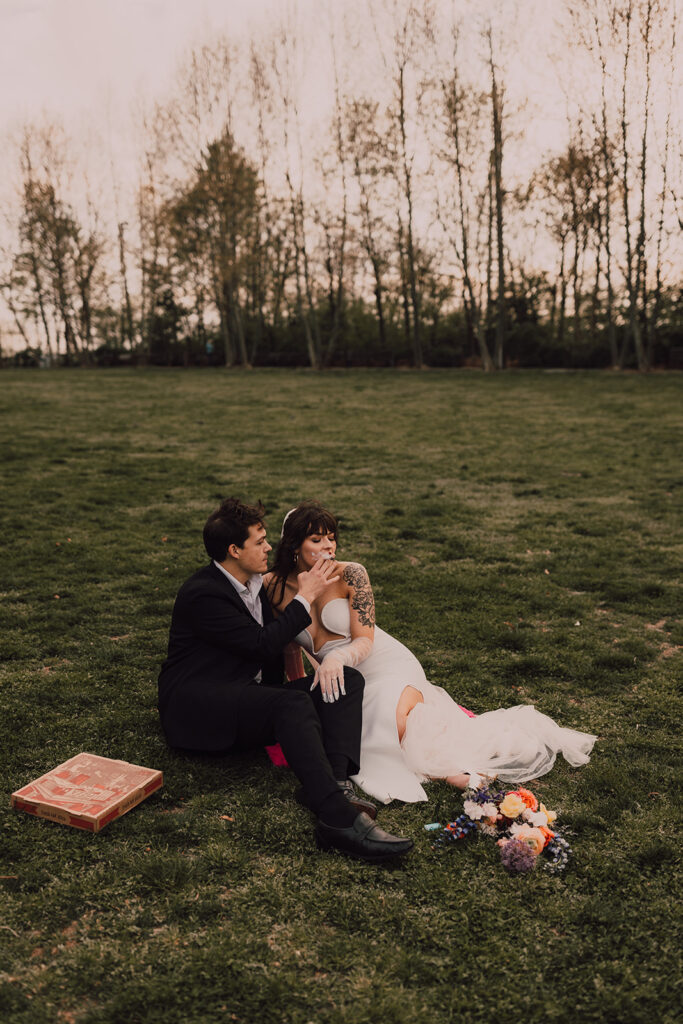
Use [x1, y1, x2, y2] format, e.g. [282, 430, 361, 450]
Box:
[206, 561, 256, 618]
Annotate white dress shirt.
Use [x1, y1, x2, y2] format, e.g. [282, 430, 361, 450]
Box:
[213, 561, 310, 682]
[214, 562, 264, 623]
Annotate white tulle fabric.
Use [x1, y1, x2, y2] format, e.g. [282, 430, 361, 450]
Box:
[295, 599, 596, 804]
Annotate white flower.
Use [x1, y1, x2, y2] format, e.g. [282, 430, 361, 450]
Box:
[464, 799, 500, 821]
[478, 822, 498, 837]
[463, 799, 486, 820]
[527, 810, 549, 827]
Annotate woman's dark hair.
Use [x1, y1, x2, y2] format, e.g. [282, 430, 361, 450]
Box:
[203, 497, 266, 562]
[267, 500, 338, 606]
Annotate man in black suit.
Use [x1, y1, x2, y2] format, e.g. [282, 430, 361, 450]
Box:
[158, 497, 412, 862]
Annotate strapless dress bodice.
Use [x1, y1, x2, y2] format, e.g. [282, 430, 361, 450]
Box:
[295, 598, 351, 657]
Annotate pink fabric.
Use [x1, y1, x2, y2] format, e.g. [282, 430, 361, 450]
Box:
[458, 705, 476, 718]
[264, 644, 306, 767]
[265, 744, 288, 766]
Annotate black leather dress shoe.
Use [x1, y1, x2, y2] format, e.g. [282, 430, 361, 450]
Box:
[337, 780, 377, 820]
[315, 812, 413, 863]
[295, 781, 378, 820]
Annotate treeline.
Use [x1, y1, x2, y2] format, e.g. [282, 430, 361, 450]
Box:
[1, 0, 680, 371]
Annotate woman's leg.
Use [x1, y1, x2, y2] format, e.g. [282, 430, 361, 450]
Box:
[444, 773, 470, 789]
[396, 685, 424, 741]
[397, 686, 472, 788]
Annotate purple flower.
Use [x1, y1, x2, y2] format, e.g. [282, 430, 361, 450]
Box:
[499, 839, 537, 874]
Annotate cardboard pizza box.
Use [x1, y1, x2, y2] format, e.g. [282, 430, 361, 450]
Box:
[11, 752, 163, 832]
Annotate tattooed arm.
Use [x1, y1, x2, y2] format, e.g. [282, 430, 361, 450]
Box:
[312, 562, 375, 699]
[343, 562, 376, 629]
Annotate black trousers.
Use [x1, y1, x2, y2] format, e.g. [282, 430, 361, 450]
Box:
[230, 666, 365, 815]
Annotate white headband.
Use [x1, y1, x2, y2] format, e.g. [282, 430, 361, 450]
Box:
[280, 507, 297, 537]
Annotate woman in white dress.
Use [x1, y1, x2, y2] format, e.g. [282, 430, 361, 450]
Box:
[265, 502, 596, 804]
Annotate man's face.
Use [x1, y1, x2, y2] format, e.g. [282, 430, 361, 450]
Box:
[233, 523, 271, 578]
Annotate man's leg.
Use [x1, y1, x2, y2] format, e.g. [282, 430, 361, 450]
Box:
[280, 667, 377, 819]
[284, 666, 364, 781]
[232, 682, 356, 826]
[231, 680, 413, 862]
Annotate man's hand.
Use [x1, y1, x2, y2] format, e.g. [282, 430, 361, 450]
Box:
[310, 652, 346, 702]
[296, 557, 340, 604]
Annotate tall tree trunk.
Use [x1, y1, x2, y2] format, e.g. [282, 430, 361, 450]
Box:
[594, 8, 618, 367]
[485, 161, 494, 340]
[397, 216, 412, 352]
[397, 65, 422, 367]
[618, 1, 646, 370]
[489, 38, 506, 370]
[591, 202, 603, 341]
[633, 0, 653, 371]
[323, 36, 349, 368]
[557, 232, 567, 348]
[648, 3, 676, 367]
[567, 160, 582, 348]
[447, 70, 493, 371]
[117, 222, 135, 349]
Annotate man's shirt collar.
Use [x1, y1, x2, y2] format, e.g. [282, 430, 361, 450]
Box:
[213, 560, 262, 597]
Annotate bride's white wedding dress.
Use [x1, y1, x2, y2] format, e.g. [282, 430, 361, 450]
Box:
[295, 598, 596, 804]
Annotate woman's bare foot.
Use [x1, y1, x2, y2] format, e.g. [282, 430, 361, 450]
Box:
[446, 773, 470, 789]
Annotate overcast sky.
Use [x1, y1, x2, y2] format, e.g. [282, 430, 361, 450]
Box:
[0, 0, 273, 127]
[0, 0, 677, 347]
[0, 0, 567, 155]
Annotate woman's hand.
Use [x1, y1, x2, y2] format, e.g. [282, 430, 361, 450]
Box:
[310, 652, 346, 703]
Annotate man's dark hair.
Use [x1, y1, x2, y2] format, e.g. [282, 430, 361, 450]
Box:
[203, 497, 266, 562]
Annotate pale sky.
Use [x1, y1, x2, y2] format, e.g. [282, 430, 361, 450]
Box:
[0, 0, 566, 164]
[0, 1, 678, 348]
[0, 0, 272, 127]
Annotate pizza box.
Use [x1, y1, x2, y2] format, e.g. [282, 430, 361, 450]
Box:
[11, 752, 163, 832]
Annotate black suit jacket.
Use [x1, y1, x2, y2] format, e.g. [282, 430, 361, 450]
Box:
[158, 562, 311, 750]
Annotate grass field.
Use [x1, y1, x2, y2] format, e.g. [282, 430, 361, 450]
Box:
[1, 368, 681, 1024]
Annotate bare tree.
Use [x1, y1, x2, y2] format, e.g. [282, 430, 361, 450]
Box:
[435, 26, 494, 371]
[486, 23, 507, 370]
[345, 98, 394, 355]
[267, 26, 323, 369]
[4, 123, 106, 364]
[647, 2, 678, 365]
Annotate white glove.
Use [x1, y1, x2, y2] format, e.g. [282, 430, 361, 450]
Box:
[310, 636, 373, 702]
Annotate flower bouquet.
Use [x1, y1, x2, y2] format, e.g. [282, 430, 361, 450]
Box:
[433, 778, 572, 873]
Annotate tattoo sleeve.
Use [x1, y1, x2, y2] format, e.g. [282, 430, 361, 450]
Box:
[343, 563, 375, 628]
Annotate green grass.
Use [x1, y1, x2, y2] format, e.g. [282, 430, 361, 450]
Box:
[1, 368, 681, 1024]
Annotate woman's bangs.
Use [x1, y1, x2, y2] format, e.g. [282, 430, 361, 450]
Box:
[306, 511, 337, 538]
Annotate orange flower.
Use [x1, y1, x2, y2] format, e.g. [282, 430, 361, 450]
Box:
[539, 826, 555, 847]
[510, 824, 545, 856]
[513, 788, 539, 812]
